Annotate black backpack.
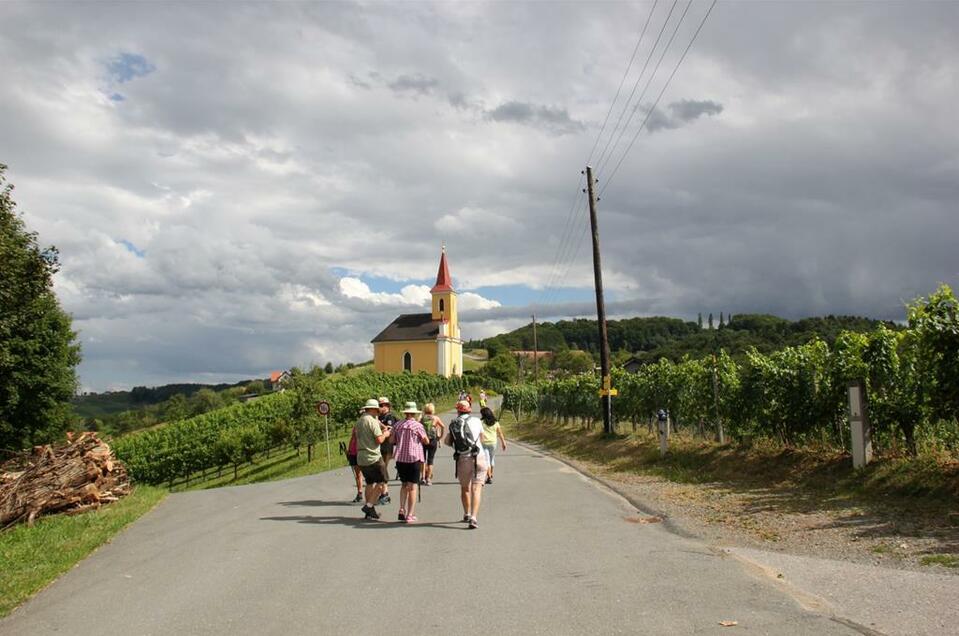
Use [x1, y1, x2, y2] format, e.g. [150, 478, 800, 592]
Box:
[448, 414, 480, 458]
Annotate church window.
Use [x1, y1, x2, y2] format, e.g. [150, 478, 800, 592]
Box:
[403, 351, 412, 372]
[439, 298, 445, 313]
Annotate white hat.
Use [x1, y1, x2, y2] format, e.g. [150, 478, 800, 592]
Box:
[402, 401, 422, 415]
[378, 396, 390, 405]
[361, 398, 380, 411]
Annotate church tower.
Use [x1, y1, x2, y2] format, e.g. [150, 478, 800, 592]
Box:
[431, 247, 463, 376]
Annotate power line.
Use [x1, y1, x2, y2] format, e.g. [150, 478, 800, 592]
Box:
[592, 0, 680, 172]
[601, 0, 718, 194]
[596, 0, 694, 176]
[536, 2, 662, 309]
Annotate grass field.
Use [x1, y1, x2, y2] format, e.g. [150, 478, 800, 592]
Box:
[0, 485, 167, 618]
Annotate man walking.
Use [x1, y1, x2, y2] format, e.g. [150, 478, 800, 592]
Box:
[445, 400, 487, 529]
[355, 398, 391, 520]
[378, 396, 398, 505]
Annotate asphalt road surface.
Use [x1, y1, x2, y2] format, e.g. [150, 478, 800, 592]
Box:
[2, 413, 865, 635]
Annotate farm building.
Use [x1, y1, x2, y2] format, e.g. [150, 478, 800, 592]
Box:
[371, 248, 463, 377]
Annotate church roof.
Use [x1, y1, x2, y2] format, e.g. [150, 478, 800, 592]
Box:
[371, 313, 440, 343]
[431, 250, 454, 293]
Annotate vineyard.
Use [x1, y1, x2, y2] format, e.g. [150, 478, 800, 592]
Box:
[504, 285, 959, 456]
[113, 371, 472, 485]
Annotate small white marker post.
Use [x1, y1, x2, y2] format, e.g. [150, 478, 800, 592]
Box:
[847, 381, 872, 469]
[657, 412, 670, 457]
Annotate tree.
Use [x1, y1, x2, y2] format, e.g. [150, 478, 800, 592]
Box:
[708, 313, 714, 330]
[324, 361, 334, 374]
[552, 350, 594, 376]
[245, 380, 266, 395]
[190, 388, 223, 416]
[485, 352, 519, 382]
[719, 312, 725, 328]
[0, 165, 81, 451]
[698, 313, 703, 329]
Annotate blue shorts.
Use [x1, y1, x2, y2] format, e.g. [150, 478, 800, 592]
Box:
[483, 444, 496, 466]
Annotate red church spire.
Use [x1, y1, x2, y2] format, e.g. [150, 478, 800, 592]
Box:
[431, 245, 454, 293]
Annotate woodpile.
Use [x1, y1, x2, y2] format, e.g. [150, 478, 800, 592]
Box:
[0, 432, 131, 530]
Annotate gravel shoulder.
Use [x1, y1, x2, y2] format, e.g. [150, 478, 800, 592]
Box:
[507, 423, 959, 575]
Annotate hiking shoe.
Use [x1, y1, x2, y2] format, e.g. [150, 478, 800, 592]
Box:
[485, 476, 492, 485]
[463, 514, 471, 523]
[378, 494, 391, 505]
[398, 510, 407, 522]
[468, 517, 478, 529]
[419, 479, 427, 486]
[352, 492, 363, 503]
[362, 504, 379, 520]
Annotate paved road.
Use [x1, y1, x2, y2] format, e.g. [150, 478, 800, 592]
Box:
[2, 409, 863, 635]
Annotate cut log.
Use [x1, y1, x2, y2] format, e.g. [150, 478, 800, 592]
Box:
[0, 432, 132, 530]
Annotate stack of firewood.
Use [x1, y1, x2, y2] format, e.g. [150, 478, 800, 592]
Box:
[0, 432, 131, 530]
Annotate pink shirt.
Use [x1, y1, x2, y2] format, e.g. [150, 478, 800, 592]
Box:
[392, 418, 427, 463]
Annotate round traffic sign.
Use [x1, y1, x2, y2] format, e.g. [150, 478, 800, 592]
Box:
[315, 400, 331, 416]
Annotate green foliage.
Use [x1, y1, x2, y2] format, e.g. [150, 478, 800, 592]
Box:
[522, 287, 959, 456]
[0, 165, 81, 451]
[485, 352, 519, 382]
[113, 371, 468, 484]
[552, 350, 595, 376]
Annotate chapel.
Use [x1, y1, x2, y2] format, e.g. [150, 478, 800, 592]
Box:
[371, 248, 463, 377]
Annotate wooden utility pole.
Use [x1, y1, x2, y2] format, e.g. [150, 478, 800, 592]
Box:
[531, 314, 539, 383]
[585, 166, 614, 435]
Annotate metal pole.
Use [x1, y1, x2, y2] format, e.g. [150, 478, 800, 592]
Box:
[585, 166, 613, 435]
[324, 414, 331, 466]
[532, 314, 539, 383]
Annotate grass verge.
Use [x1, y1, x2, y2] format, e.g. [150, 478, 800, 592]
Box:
[0, 485, 167, 618]
[506, 417, 959, 519]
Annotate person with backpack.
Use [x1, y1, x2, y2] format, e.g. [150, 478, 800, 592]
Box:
[377, 396, 398, 505]
[445, 400, 487, 529]
[391, 402, 430, 523]
[479, 406, 507, 485]
[354, 399, 392, 520]
[419, 402, 445, 486]
[346, 426, 364, 503]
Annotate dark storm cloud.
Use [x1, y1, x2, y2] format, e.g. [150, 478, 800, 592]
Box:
[486, 101, 585, 135]
[1, 0, 957, 389]
[388, 73, 439, 96]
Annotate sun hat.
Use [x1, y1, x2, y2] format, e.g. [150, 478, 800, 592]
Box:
[456, 400, 472, 413]
[361, 398, 380, 411]
[378, 396, 390, 405]
[402, 401, 422, 415]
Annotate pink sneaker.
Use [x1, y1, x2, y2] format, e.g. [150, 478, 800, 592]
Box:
[405, 515, 418, 524]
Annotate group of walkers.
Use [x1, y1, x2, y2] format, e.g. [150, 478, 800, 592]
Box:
[346, 394, 506, 529]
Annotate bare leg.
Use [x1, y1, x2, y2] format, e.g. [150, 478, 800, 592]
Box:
[406, 483, 418, 518]
[470, 482, 483, 519]
[382, 454, 392, 495]
[352, 466, 363, 494]
[460, 485, 470, 516]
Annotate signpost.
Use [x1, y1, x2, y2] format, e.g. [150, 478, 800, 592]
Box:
[315, 401, 332, 466]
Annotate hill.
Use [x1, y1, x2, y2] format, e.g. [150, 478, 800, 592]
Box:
[468, 314, 899, 363]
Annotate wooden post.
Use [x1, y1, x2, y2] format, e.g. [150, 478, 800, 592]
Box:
[585, 166, 614, 435]
[532, 314, 539, 384]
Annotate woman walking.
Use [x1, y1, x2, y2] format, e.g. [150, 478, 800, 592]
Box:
[391, 402, 430, 523]
[420, 403, 445, 486]
[479, 406, 507, 484]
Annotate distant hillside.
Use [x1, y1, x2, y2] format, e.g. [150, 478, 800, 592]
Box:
[73, 381, 251, 420]
[468, 314, 900, 363]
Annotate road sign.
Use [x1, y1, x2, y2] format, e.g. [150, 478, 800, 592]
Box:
[315, 401, 330, 416]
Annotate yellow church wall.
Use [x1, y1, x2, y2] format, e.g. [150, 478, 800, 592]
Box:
[373, 340, 438, 374]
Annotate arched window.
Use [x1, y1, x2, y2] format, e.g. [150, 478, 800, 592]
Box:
[403, 351, 412, 372]
[439, 298, 445, 313]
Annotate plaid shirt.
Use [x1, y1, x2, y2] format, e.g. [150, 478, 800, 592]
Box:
[392, 418, 427, 463]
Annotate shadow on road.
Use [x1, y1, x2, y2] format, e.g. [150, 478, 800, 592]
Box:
[260, 514, 467, 530]
[277, 500, 357, 507]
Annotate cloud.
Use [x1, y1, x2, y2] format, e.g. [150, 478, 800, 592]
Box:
[486, 100, 585, 134]
[1, 1, 956, 389]
[388, 73, 439, 96]
[646, 99, 724, 132]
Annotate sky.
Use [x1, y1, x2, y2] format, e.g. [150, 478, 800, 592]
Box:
[1, 1, 957, 391]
